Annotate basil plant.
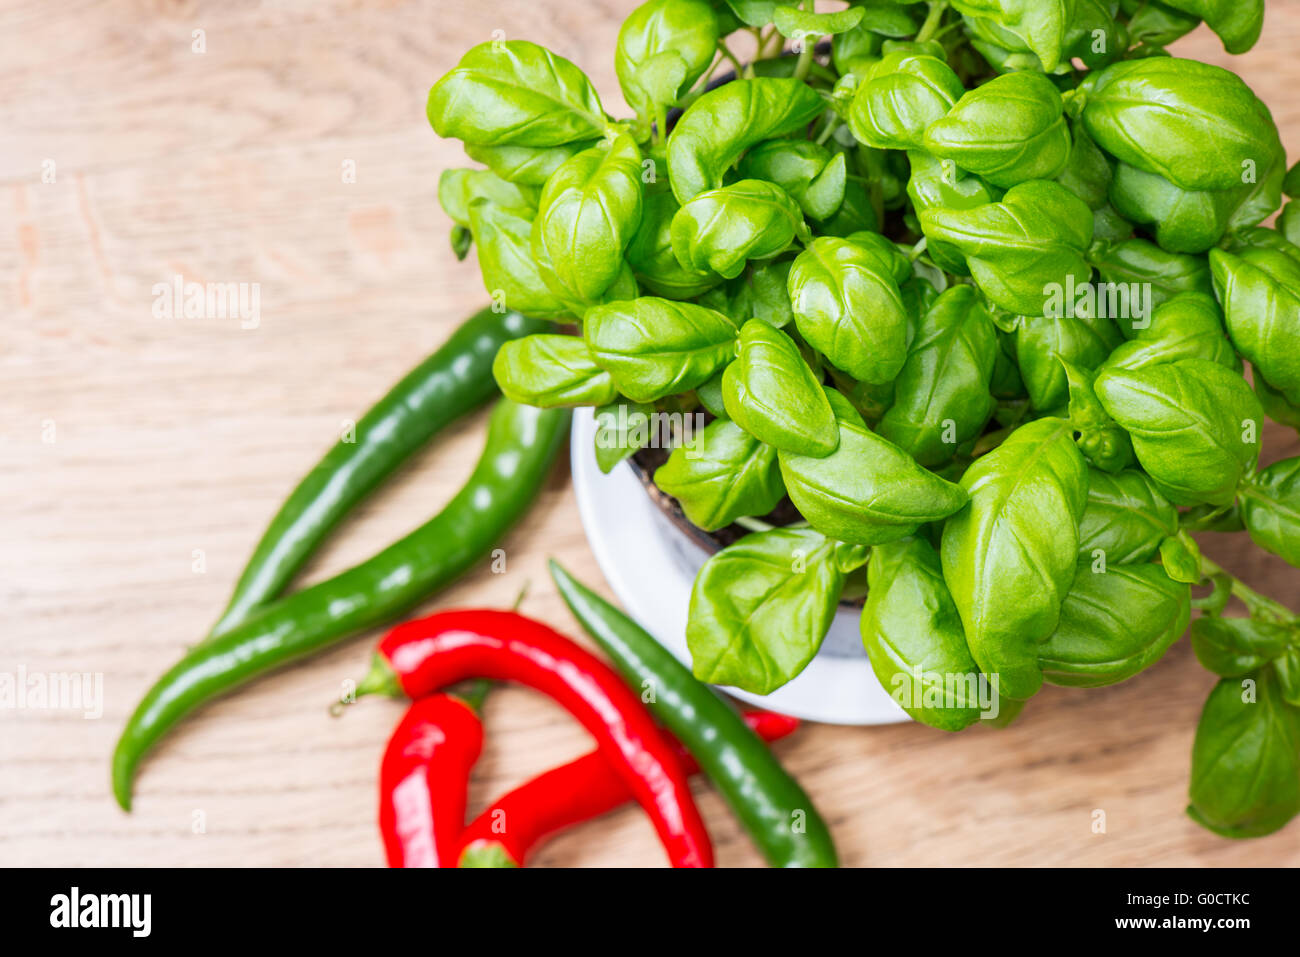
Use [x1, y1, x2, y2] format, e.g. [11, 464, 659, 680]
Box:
[430, 0, 1300, 840]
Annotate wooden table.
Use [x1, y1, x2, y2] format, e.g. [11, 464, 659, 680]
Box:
[4, 0, 1300, 867]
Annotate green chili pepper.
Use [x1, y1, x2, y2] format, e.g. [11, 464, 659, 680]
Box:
[113, 400, 569, 811]
[549, 559, 839, 868]
[206, 308, 548, 640]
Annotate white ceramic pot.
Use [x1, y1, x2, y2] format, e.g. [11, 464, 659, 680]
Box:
[570, 408, 908, 726]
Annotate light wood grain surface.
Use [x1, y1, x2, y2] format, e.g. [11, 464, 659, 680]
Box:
[4, 0, 1300, 868]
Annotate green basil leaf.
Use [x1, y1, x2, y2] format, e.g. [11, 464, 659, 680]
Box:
[1016, 312, 1122, 413]
[1241, 457, 1300, 569]
[721, 318, 839, 455]
[1063, 361, 1135, 474]
[654, 418, 784, 530]
[667, 77, 825, 203]
[950, 0, 1072, 72]
[905, 150, 1000, 276]
[616, 0, 720, 117]
[847, 52, 964, 152]
[1121, 0, 1200, 48]
[1256, 376, 1300, 433]
[1055, 124, 1112, 210]
[940, 416, 1089, 700]
[738, 140, 847, 221]
[745, 258, 796, 328]
[492, 334, 617, 407]
[861, 537, 993, 732]
[773, 4, 864, 39]
[1159, 525, 1202, 585]
[439, 169, 538, 227]
[429, 40, 607, 148]
[670, 179, 808, 280]
[1108, 162, 1242, 255]
[1099, 291, 1238, 373]
[1089, 238, 1214, 317]
[778, 390, 968, 545]
[534, 134, 645, 302]
[594, 399, 656, 474]
[464, 140, 597, 186]
[1192, 618, 1293, 678]
[811, 177, 882, 237]
[787, 236, 910, 385]
[918, 180, 1093, 316]
[1093, 358, 1263, 506]
[1159, 0, 1263, 54]
[467, 199, 571, 320]
[585, 297, 739, 402]
[832, 21, 884, 77]
[1210, 244, 1300, 405]
[1188, 670, 1300, 838]
[1038, 562, 1191, 687]
[687, 527, 868, 693]
[877, 285, 997, 467]
[626, 190, 723, 299]
[924, 72, 1072, 189]
[1077, 468, 1179, 566]
[1079, 57, 1278, 193]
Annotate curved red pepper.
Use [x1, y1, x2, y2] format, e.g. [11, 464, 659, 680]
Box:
[458, 710, 800, 867]
[375, 609, 714, 868]
[379, 694, 482, 867]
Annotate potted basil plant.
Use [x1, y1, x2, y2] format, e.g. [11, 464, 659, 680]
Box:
[429, 0, 1300, 839]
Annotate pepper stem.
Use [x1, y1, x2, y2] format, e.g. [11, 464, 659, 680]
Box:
[331, 652, 403, 715]
[456, 679, 493, 714]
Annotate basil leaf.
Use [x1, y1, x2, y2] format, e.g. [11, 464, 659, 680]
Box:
[1077, 469, 1179, 566]
[1063, 362, 1135, 474]
[940, 416, 1089, 700]
[667, 78, 825, 203]
[1079, 57, 1278, 193]
[594, 399, 656, 474]
[778, 390, 968, 545]
[492, 334, 618, 407]
[862, 537, 992, 732]
[960, 0, 1074, 70]
[1109, 161, 1243, 255]
[626, 190, 723, 299]
[1016, 312, 1122, 413]
[1038, 562, 1191, 687]
[616, 0, 720, 117]
[918, 180, 1093, 317]
[534, 134, 645, 302]
[670, 179, 809, 280]
[429, 40, 607, 147]
[924, 72, 1072, 188]
[585, 297, 739, 402]
[1094, 358, 1263, 506]
[772, 4, 865, 39]
[1191, 617, 1292, 678]
[1159, 0, 1264, 54]
[686, 527, 868, 694]
[722, 318, 838, 455]
[1242, 457, 1300, 568]
[1100, 292, 1238, 373]
[439, 169, 538, 227]
[1210, 244, 1300, 405]
[738, 140, 847, 221]
[654, 418, 784, 531]
[905, 150, 1000, 276]
[1089, 238, 1214, 317]
[1188, 670, 1300, 839]
[787, 236, 910, 385]
[877, 285, 998, 468]
[848, 52, 964, 152]
[467, 199, 571, 320]
[465, 140, 597, 186]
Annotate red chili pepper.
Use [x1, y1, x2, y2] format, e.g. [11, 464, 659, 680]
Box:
[458, 710, 800, 867]
[378, 692, 483, 867]
[365, 609, 714, 868]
